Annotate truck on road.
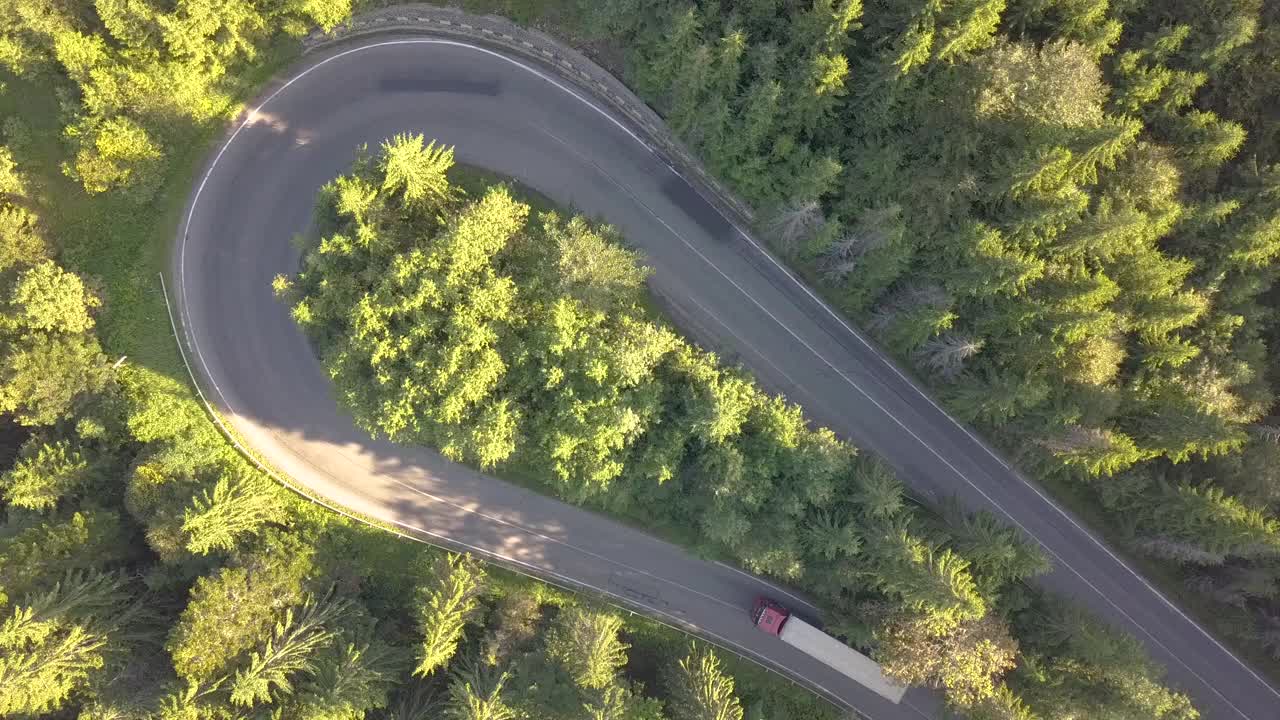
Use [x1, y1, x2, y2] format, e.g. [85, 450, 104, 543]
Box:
[752, 596, 907, 703]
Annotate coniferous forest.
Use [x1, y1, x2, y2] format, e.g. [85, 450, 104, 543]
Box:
[580, 0, 1280, 676]
[284, 136, 1197, 719]
[1, 0, 1278, 718]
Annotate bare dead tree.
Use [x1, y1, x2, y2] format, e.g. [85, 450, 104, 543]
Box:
[1259, 613, 1280, 660]
[1135, 536, 1226, 566]
[816, 205, 904, 284]
[1038, 425, 1113, 455]
[898, 283, 950, 309]
[1250, 424, 1280, 444]
[916, 333, 984, 380]
[866, 305, 898, 333]
[769, 199, 825, 254]
[830, 206, 899, 259]
[819, 257, 860, 284]
[1183, 572, 1253, 609]
[826, 231, 868, 261]
[867, 282, 951, 337]
[1183, 572, 1218, 597]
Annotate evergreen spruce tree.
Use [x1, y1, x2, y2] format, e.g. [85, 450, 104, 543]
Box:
[414, 554, 485, 677]
[664, 644, 744, 720]
[544, 607, 630, 691]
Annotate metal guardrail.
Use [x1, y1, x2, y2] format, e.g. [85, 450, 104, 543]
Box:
[302, 4, 757, 230]
[157, 9, 917, 714]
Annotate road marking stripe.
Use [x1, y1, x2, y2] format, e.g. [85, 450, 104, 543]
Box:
[712, 562, 824, 615]
[172, 36, 1278, 716]
[712, 207, 1280, 704]
[158, 269, 902, 717]
[640, 168, 1259, 719]
[317, 432, 745, 614]
[535, 79, 1263, 716]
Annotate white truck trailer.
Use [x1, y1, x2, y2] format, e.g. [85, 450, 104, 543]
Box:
[752, 596, 907, 703]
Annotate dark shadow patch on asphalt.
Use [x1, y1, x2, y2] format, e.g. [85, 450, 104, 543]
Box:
[378, 71, 500, 96]
[660, 175, 736, 242]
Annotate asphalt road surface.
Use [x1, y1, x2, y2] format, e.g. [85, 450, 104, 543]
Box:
[173, 38, 1279, 720]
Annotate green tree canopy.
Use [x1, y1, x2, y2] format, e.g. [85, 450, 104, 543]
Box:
[414, 553, 486, 677]
[544, 607, 631, 691]
[663, 644, 744, 720]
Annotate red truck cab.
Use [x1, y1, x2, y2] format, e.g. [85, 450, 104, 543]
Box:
[752, 596, 790, 636]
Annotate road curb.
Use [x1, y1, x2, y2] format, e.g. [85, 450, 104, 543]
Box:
[160, 30, 866, 709]
[302, 4, 757, 229]
[161, 8, 1280, 717]
[155, 270, 863, 717]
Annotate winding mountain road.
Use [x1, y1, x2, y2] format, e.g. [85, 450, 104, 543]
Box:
[172, 36, 1278, 720]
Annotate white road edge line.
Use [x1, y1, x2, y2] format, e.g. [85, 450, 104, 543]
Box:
[307, 432, 745, 614]
[524, 130, 827, 620]
[167, 36, 890, 715]
[174, 36, 753, 617]
[535, 123, 878, 622]
[170, 34, 1278, 715]
[690, 160, 1280, 706]
[717, 190, 1280, 703]
[635, 156, 1256, 720]
[158, 272, 874, 717]
[712, 562, 823, 614]
[508, 43, 1264, 716]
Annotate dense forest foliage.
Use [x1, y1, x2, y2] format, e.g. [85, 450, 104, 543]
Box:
[284, 135, 1198, 718]
[0, 137, 816, 720]
[574, 0, 1280, 671]
[0, 1, 828, 718]
[0, 0, 1275, 717]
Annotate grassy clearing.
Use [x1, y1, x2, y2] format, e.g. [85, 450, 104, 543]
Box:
[0, 42, 297, 392]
